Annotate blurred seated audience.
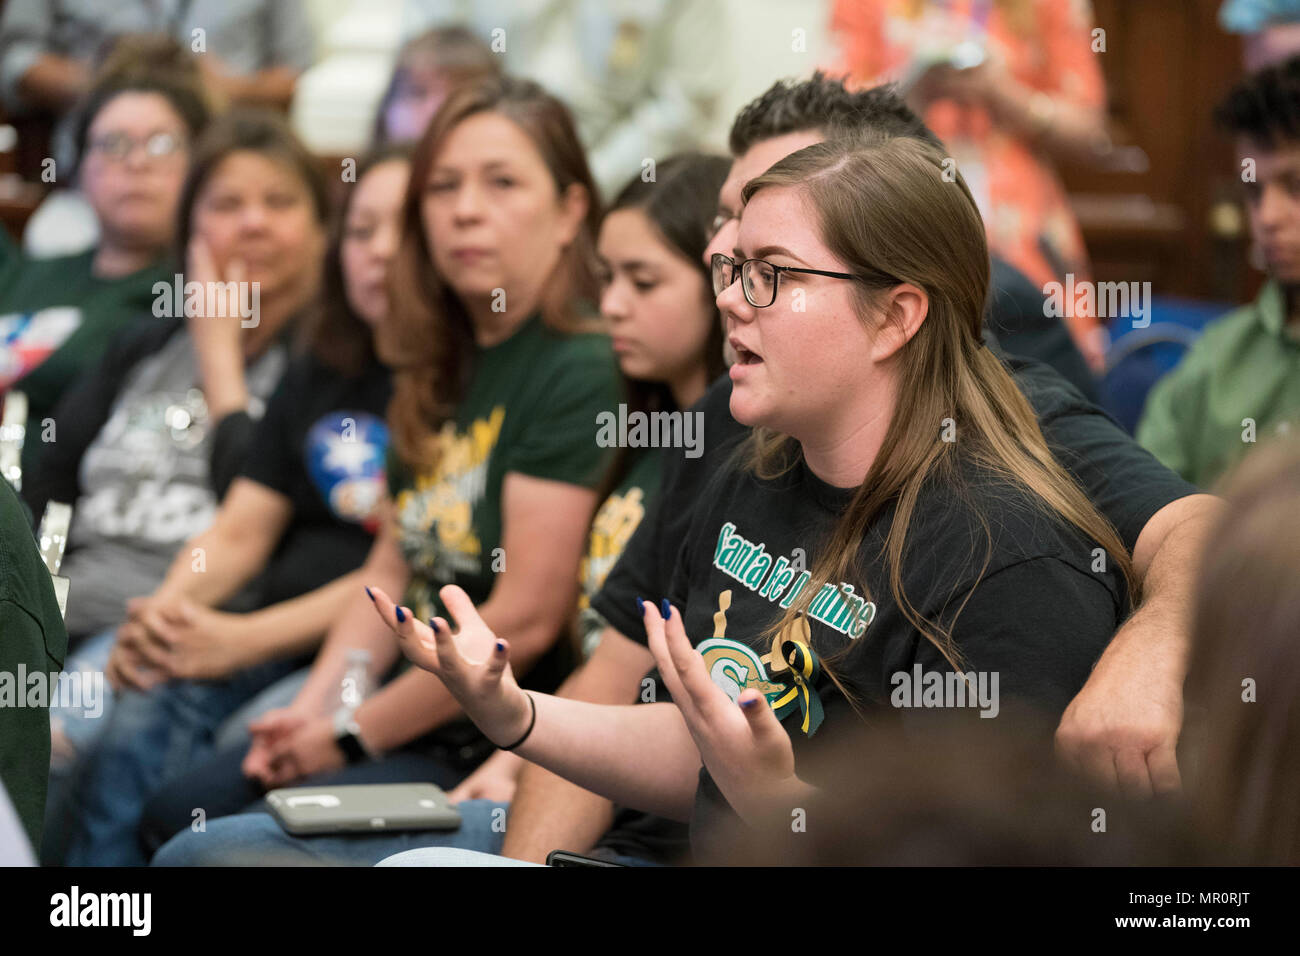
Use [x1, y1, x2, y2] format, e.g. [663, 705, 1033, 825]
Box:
[45, 149, 406, 866]
[1139, 56, 1300, 488]
[148, 150, 728, 865]
[0, 0, 311, 153]
[1222, 0, 1300, 70]
[23, 110, 327, 651]
[0, 51, 210, 478]
[404, 0, 727, 200]
[830, 0, 1112, 369]
[372, 26, 500, 146]
[140, 76, 618, 866]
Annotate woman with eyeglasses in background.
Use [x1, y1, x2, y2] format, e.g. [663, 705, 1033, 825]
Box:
[0, 42, 211, 482]
[30, 111, 328, 866]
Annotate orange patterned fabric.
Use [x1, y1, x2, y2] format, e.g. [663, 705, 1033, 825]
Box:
[830, 0, 1106, 349]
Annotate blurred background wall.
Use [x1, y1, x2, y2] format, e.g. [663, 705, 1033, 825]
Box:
[0, 0, 1257, 305]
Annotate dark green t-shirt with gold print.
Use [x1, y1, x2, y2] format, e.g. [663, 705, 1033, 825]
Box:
[576, 448, 662, 656]
[389, 314, 620, 623]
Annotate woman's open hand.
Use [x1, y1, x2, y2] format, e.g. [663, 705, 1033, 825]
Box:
[641, 599, 813, 823]
[366, 584, 533, 748]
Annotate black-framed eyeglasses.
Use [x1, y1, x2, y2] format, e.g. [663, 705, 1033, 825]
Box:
[711, 253, 860, 309]
[88, 131, 185, 163]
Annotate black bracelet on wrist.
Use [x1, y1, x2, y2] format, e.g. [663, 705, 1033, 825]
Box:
[499, 692, 536, 752]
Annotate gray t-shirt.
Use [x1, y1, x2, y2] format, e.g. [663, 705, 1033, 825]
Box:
[60, 330, 285, 637]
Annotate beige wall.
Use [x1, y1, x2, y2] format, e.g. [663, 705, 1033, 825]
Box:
[706, 0, 835, 151]
[295, 0, 838, 155]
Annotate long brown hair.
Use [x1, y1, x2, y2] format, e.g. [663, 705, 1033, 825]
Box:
[383, 76, 602, 469]
[299, 145, 411, 375]
[592, 152, 729, 504]
[1185, 438, 1300, 864]
[741, 134, 1137, 674]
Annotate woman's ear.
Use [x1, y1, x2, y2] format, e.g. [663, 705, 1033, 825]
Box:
[871, 283, 929, 362]
[554, 182, 590, 247]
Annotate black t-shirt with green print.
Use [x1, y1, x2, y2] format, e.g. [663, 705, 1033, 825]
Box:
[0, 248, 173, 479]
[666, 447, 1125, 863]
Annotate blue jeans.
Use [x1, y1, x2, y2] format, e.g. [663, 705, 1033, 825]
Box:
[44, 627, 116, 864]
[60, 655, 302, 866]
[49, 627, 117, 755]
[153, 799, 512, 866]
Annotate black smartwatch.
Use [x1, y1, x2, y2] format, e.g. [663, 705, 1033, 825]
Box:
[333, 707, 377, 764]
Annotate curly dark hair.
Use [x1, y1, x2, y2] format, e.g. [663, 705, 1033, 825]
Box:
[728, 71, 943, 156]
[1215, 54, 1300, 147]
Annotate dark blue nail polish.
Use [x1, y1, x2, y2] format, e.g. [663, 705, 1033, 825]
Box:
[660, 598, 671, 621]
[495, 640, 506, 653]
[636, 596, 645, 615]
[365, 586, 374, 602]
[430, 618, 440, 634]
[740, 697, 758, 710]
[395, 606, 406, 623]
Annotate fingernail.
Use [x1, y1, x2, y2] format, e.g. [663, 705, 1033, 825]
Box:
[395, 606, 406, 623]
[365, 586, 374, 602]
[430, 619, 440, 634]
[660, 599, 671, 621]
[740, 696, 758, 709]
[636, 596, 645, 615]
[495, 640, 506, 653]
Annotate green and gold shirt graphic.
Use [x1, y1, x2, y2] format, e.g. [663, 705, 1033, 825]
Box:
[576, 448, 661, 655]
[388, 314, 620, 623]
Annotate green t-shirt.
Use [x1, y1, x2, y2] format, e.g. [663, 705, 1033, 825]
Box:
[1138, 280, 1300, 488]
[577, 448, 662, 657]
[390, 315, 620, 622]
[0, 476, 68, 856]
[0, 248, 173, 478]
